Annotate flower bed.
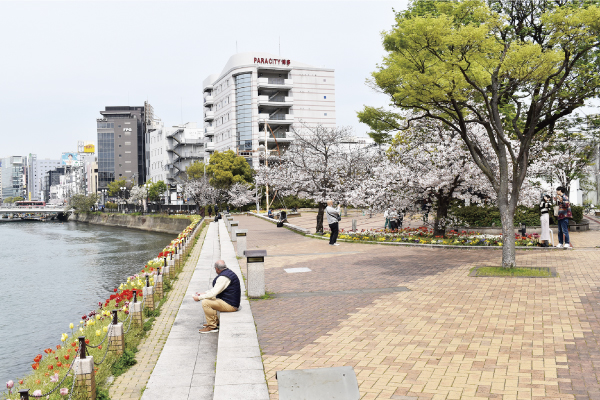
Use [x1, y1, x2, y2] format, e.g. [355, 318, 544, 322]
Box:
[323, 227, 540, 247]
[3, 217, 203, 400]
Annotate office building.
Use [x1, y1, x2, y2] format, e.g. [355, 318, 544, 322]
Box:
[27, 154, 61, 201]
[97, 104, 149, 189]
[1, 156, 26, 201]
[202, 52, 335, 167]
[147, 119, 204, 202]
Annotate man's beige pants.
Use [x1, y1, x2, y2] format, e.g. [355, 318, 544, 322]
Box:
[202, 299, 237, 328]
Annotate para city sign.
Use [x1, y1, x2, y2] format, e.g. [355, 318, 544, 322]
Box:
[254, 57, 290, 66]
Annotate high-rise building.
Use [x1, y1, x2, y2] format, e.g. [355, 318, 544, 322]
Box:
[1, 156, 26, 201]
[202, 52, 336, 167]
[97, 105, 147, 189]
[27, 154, 61, 201]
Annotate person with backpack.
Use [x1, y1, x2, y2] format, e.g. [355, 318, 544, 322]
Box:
[554, 186, 573, 249]
[325, 200, 341, 246]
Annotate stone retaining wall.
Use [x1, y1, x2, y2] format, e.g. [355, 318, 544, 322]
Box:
[69, 213, 192, 234]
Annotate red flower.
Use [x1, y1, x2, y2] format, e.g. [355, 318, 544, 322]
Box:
[48, 365, 54, 370]
[98, 345, 102, 350]
[71, 342, 77, 347]
[31, 363, 39, 370]
[82, 315, 88, 320]
[114, 288, 118, 292]
[57, 362, 62, 367]
[44, 348, 52, 354]
[35, 380, 40, 384]
[56, 345, 61, 350]
[34, 354, 42, 363]
[64, 355, 70, 360]
[85, 339, 90, 345]
[19, 380, 23, 385]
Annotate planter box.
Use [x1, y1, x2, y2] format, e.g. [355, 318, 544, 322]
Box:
[447, 220, 589, 235]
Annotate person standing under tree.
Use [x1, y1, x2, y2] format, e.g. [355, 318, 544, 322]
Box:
[539, 194, 552, 247]
[555, 186, 573, 249]
[384, 208, 390, 230]
[325, 200, 341, 246]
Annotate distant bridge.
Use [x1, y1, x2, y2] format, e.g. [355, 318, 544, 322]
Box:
[0, 207, 69, 214]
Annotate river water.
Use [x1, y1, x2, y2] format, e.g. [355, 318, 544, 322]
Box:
[0, 221, 173, 388]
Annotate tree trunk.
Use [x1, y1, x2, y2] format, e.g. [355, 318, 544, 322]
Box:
[499, 202, 517, 269]
[433, 194, 451, 237]
[316, 202, 325, 233]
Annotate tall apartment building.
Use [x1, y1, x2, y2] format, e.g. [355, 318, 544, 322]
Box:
[147, 120, 204, 201]
[27, 154, 61, 201]
[0, 156, 26, 201]
[97, 104, 148, 189]
[202, 52, 335, 167]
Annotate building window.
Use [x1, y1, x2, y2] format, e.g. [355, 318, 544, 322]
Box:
[323, 79, 326, 82]
[324, 113, 328, 116]
[324, 96, 327, 99]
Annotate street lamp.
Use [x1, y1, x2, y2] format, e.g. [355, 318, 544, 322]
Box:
[120, 186, 126, 213]
[144, 183, 150, 214]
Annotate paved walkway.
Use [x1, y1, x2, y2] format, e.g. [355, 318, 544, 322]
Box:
[141, 222, 220, 400]
[235, 215, 600, 400]
[109, 224, 206, 400]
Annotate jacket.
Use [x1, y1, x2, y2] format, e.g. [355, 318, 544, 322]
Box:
[325, 205, 340, 225]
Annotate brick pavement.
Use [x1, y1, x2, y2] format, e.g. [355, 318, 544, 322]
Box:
[235, 215, 600, 400]
[108, 225, 206, 400]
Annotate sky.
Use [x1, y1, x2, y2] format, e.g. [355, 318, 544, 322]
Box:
[0, 0, 408, 159]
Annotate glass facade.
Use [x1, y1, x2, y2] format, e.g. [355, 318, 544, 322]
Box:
[98, 130, 114, 188]
[235, 73, 253, 159]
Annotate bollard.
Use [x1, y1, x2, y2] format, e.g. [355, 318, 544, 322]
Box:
[352, 219, 357, 232]
[236, 229, 248, 257]
[143, 275, 155, 311]
[18, 390, 29, 400]
[226, 216, 233, 232]
[155, 267, 163, 299]
[108, 310, 125, 355]
[74, 336, 96, 400]
[230, 221, 239, 240]
[130, 291, 143, 326]
[244, 250, 266, 298]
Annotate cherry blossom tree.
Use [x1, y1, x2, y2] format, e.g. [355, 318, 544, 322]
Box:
[255, 125, 375, 233]
[227, 182, 256, 209]
[184, 177, 217, 212]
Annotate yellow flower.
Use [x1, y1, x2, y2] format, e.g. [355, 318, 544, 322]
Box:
[96, 330, 101, 337]
[103, 326, 108, 333]
[96, 315, 101, 320]
[61, 333, 68, 342]
[69, 323, 74, 330]
[79, 327, 84, 333]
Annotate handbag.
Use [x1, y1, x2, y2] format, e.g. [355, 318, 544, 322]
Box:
[327, 209, 341, 222]
[553, 206, 559, 217]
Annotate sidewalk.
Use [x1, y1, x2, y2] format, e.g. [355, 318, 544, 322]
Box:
[141, 222, 220, 400]
[235, 214, 600, 399]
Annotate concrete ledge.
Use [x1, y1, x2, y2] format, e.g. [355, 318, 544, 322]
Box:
[214, 219, 269, 400]
[249, 212, 310, 235]
[69, 213, 192, 234]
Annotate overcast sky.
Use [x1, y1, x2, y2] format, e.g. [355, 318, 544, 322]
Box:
[0, 0, 408, 159]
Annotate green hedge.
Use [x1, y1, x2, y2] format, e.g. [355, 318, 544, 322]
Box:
[451, 204, 584, 227]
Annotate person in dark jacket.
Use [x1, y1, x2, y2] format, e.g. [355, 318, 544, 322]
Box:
[193, 260, 240, 333]
[554, 186, 573, 248]
[208, 205, 213, 217]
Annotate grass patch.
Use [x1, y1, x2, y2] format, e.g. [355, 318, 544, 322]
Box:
[249, 291, 275, 301]
[473, 266, 554, 277]
[111, 349, 137, 377]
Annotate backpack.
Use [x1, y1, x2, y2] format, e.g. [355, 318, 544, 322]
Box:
[276, 220, 284, 228]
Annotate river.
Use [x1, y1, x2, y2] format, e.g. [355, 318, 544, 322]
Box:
[0, 220, 173, 388]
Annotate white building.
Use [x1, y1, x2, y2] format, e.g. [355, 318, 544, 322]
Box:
[147, 120, 204, 202]
[202, 52, 336, 167]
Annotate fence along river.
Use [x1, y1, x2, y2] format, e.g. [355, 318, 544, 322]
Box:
[0, 220, 172, 389]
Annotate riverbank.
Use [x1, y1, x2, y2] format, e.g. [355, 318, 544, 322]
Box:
[69, 213, 192, 234]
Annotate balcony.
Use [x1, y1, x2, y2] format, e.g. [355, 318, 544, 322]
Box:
[204, 126, 214, 136]
[204, 95, 214, 106]
[205, 142, 215, 152]
[258, 95, 293, 107]
[258, 113, 294, 125]
[203, 85, 213, 92]
[257, 78, 293, 89]
[204, 111, 214, 121]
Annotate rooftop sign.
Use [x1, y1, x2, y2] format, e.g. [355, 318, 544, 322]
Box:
[254, 57, 290, 66]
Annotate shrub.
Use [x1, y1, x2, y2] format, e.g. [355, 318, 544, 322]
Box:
[571, 205, 584, 224]
[450, 203, 584, 226]
[105, 201, 118, 210]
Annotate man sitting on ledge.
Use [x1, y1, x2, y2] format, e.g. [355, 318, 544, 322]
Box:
[193, 260, 240, 334]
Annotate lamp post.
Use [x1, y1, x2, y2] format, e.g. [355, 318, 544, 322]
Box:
[144, 183, 150, 214]
[120, 186, 126, 213]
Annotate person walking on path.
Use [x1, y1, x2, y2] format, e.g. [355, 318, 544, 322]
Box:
[384, 209, 390, 230]
[326, 200, 341, 246]
[540, 194, 552, 247]
[396, 209, 404, 231]
[555, 186, 573, 248]
[193, 260, 240, 333]
[389, 208, 398, 231]
[208, 204, 213, 217]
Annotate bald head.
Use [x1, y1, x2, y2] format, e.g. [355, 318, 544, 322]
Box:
[214, 260, 228, 272]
